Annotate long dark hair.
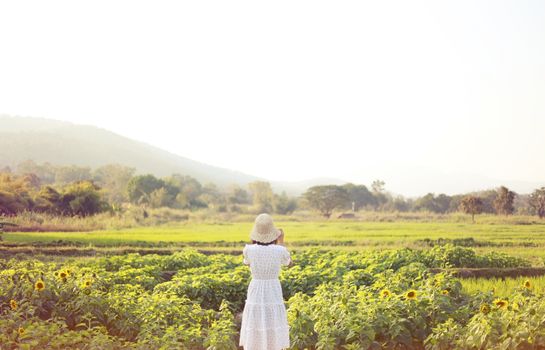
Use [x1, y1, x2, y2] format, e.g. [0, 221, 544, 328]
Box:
[252, 239, 277, 246]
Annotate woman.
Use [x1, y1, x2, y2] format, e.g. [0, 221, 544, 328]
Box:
[239, 213, 291, 350]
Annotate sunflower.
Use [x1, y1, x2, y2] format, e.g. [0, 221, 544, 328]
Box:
[405, 290, 417, 300]
[82, 279, 93, 288]
[10, 299, 18, 310]
[35, 280, 45, 291]
[18, 327, 24, 335]
[494, 299, 508, 309]
[380, 289, 391, 298]
[59, 271, 67, 279]
[480, 303, 490, 314]
[441, 289, 449, 295]
[523, 279, 532, 289]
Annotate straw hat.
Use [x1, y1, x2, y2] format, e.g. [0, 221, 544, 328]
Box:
[250, 213, 281, 243]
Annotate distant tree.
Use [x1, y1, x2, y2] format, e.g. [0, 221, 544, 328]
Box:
[414, 193, 437, 212]
[493, 186, 515, 216]
[392, 196, 411, 212]
[435, 194, 452, 213]
[34, 186, 62, 214]
[529, 187, 545, 219]
[449, 195, 464, 212]
[341, 183, 376, 211]
[93, 164, 135, 204]
[22, 173, 41, 189]
[0, 173, 34, 214]
[513, 193, 531, 215]
[371, 180, 387, 210]
[127, 174, 165, 205]
[60, 181, 106, 216]
[0, 191, 29, 215]
[166, 174, 203, 208]
[415, 193, 452, 213]
[303, 185, 349, 218]
[227, 185, 251, 205]
[149, 187, 176, 208]
[459, 195, 483, 223]
[55, 165, 92, 184]
[16, 160, 56, 184]
[478, 190, 498, 214]
[248, 181, 274, 213]
[163, 183, 180, 207]
[273, 192, 297, 215]
[371, 180, 385, 193]
[198, 183, 225, 209]
[380, 195, 411, 212]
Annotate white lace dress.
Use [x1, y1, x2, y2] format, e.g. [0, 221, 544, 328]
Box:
[239, 244, 291, 350]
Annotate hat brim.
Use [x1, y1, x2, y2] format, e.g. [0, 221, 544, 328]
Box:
[250, 227, 281, 244]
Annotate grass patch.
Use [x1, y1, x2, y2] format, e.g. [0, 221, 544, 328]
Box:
[3, 221, 545, 264]
[461, 275, 545, 297]
[5, 221, 545, 245]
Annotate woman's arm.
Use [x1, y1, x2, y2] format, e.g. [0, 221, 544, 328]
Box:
[277, 229, 285, 246]
[277, 229, 294, 267]
[242, 245, 250, 265]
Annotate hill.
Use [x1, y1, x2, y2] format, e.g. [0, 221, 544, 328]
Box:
[0, 116, 351, 195]
[3, 116, 542, 197]
[0, 115, 266, 187]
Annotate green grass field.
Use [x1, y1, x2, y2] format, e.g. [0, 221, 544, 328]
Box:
[5, 221, 545, 244]
[461, 275, 545, 296]
[3, 221, 545, 264]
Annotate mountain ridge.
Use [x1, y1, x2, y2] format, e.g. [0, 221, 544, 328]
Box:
[0, 115, 346, 195]
[1, 115, 543, 197]
[0, 115, 260, 182]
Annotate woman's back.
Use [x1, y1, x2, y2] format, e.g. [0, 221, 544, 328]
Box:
[243, 244, 291, 280]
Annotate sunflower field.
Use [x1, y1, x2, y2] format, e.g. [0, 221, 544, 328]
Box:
[1, 245, 545, 349]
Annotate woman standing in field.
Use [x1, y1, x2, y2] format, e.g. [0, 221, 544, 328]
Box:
[239, 213, 291, 350]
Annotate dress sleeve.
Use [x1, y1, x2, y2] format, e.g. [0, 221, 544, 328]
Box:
[243, 245, 250, 265]
[280, 246, 291, 266]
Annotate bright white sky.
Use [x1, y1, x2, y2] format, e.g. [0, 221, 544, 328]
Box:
[1, 1, 544, 192]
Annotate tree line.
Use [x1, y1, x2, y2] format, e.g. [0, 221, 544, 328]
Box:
[302, 183, 545, 220]
[0, 161, 544, 220]
[0, 162, 295, 216]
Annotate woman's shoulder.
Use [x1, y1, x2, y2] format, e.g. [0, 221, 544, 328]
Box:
[243, 243, 258, 252]
[273, 244, 289, 253]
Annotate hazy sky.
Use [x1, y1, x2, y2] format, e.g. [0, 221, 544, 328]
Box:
[1, 1, 544, 192]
